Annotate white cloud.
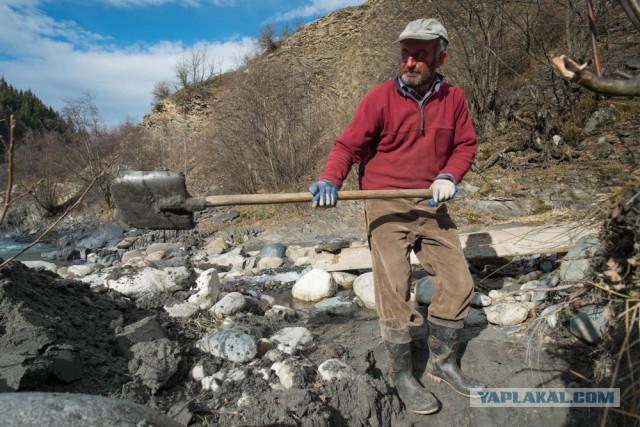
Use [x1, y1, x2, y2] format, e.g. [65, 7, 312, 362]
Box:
[273, 0, 366, 21]
[0, 1, 254, 125]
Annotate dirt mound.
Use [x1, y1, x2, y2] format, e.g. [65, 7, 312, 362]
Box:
[0, 262, 151, 394]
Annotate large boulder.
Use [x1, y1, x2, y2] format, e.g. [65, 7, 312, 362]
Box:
[291, 268, 337, 302]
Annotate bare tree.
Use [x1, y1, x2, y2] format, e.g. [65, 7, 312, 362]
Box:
[175, 46, 220, 90]
[152, 80, 173, 105]
[257, 23, 280, 53]
[59, 92, 124, 206]
[210, 59, 325, 194]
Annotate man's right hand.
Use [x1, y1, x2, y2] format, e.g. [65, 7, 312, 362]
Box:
[309, 179, 338, 208]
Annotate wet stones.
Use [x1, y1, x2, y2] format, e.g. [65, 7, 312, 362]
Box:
[313, 297, 359, 316]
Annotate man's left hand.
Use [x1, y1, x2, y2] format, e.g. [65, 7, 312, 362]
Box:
[428, 179, 457, 207]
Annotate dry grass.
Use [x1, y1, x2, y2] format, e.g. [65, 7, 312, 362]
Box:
[178, 311, 222, 340]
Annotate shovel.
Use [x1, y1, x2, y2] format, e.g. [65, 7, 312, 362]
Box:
[111, 171, 433, 230]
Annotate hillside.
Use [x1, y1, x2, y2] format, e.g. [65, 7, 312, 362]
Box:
[139, 0, 639, 208]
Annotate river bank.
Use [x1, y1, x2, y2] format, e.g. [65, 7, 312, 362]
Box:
[0, 198, 623, 426]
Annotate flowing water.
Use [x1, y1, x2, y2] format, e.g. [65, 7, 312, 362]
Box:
[0, 239, 56, 262]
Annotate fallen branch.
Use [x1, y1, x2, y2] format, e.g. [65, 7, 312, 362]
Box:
[551, 56, 640, 96]
[0, 154, 120, 269]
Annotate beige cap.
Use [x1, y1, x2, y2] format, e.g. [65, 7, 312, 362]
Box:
[395, 18, 448, 43]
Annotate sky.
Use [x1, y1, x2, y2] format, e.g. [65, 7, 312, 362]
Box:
[0, 0, 367, 126]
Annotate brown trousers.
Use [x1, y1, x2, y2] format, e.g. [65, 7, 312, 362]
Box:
[365, 198, 474, 344]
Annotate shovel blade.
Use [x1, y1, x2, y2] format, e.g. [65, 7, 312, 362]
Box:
[111, 170, 195, 230]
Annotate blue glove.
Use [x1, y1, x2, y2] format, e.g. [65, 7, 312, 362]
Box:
[428, 178, 458, 207]
[309, 179, 338, 208]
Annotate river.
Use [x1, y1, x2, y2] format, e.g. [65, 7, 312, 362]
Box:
[0, 239, 56, 262]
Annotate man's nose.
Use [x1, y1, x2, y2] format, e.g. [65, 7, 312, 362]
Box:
[405, 56, 417, 67]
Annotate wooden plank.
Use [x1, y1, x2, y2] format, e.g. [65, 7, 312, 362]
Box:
[309, 223, 598, 272]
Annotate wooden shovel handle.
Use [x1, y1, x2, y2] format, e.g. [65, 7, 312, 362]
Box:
[194, 189, 433, 207]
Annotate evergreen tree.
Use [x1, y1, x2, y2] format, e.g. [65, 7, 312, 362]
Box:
[0, 76, 69, 147]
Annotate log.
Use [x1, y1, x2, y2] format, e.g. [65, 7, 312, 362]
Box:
[309, 222, 598, 272]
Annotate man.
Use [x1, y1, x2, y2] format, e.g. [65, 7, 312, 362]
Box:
[309, 18, 486, 414]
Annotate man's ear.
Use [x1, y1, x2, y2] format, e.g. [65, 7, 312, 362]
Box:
[437, 51, 448, 68]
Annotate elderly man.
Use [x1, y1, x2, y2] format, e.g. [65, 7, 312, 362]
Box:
[309, 18, 486, 414]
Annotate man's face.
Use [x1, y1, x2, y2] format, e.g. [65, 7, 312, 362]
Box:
[397, 39, 447, 90]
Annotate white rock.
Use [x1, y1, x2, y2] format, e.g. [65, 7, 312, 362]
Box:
[293, 256, 310, 267]
[116, 236, 138, 249]
[271, 358, 311, 389]
[471, 292, 492, 307]
[237, 392, 254, 408]
[21, 261, 58, 273]
[106, 267, 181, 299]
[353, 272, 376, 310]
[163, 266, 192, 287]
[191, 365, 205, 381]
[145, 251, 165, 263]
[211, 292, 246, 317]
[56, 266, 70, 279]
[291, 268, 337, 302]
[164, 301, 200, 319]
[257, 367, 271, 380]
[67, 263, 101, 278]
[269, 327, 313, 355]
[121, 249, 146, 264]
[331, 272, 358, 289]
[483, 303, 530, 326]
[201, 376, 220, 392]
[285, 245, 310, 262]
[79, 269, 112, 289]
[188, 268, 221, 310]
[257, 256, 284, 270]
[207, 247, 246, 271]
[318, 359, 356, 381]
[147, 243, 182, 256]
[206, 237, 228, 251]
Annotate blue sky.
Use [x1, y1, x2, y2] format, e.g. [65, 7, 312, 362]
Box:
[0, 0, 366, 125]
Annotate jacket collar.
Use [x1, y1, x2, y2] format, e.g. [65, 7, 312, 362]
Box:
[394, 73, 444, 101]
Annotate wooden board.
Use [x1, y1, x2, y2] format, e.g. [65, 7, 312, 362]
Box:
[309, 222, 598, 272]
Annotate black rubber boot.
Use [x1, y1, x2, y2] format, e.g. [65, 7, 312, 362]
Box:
[426, 321, 487, 398]
[384, 340, 440, 414]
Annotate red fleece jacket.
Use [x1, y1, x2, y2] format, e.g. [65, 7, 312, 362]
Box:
[320, 79, 477, 190]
